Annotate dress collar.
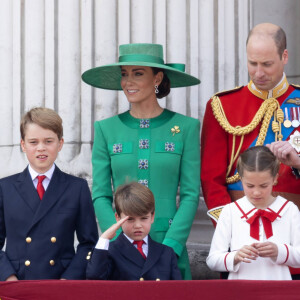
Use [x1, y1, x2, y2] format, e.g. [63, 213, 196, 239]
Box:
[248, 73, 289, 100]
[235, 196, 290, 221]
[118, 109, 175, 129]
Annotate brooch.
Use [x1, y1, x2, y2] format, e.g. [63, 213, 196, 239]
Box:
[171, 126, 180, 136]
[165, 142, 175, 152]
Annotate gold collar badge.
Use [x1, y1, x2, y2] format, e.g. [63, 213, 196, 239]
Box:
[171, 126, 180, 136]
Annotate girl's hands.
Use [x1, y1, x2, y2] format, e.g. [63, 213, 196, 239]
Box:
[234, 244, 259, 265]
[234, 242, 278, 265]
[253, 242, 278, 260]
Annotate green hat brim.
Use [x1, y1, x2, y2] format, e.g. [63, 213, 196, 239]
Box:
[81, 62, 200, 90]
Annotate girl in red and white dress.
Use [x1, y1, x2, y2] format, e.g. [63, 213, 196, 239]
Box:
[206, 146, 300, 280]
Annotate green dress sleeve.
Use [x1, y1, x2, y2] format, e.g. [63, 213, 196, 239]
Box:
[162, 119, 200, 256]
[92, 121, 116, 232]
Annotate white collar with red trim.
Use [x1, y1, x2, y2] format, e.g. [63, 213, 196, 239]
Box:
[234, 196, 291, 221]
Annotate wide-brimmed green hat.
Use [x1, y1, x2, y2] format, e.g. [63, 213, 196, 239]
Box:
[81, 43, 200, 90]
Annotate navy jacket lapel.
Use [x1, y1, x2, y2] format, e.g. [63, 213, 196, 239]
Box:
[28, 166, 69, 232]
[141, 235, 163, 275]
[14, 167, 41, 213]
[116, 233, 146, 268]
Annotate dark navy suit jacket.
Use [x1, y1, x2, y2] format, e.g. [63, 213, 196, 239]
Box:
[0, 166, 98, 281]
[86, 233, 182, 280]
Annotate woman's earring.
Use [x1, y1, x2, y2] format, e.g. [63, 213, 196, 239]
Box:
[154, 85, 159, 94]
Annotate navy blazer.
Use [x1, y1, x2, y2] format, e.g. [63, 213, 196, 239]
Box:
[0, 166, 98, 281]
[86, 233, 182, 280]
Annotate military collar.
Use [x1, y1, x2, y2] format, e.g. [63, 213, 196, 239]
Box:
[248, 74, 289, 100]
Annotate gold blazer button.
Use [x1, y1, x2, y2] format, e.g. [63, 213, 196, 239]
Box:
[49, 260, 55, 266]
[51, 237, 57, 243]
[25, 260, 30, 266]
[26, 237, 32, 243]
[139, 277, 144, 281]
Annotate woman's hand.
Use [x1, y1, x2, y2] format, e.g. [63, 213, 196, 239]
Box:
[101, 216, 129, 240]
[253, 242, 278, 260]
[234, 244, 259, 265]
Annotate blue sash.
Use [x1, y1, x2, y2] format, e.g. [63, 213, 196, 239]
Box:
[228, 88, 300, 191]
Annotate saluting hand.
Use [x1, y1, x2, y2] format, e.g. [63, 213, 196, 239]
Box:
[100, 216, 129, 240]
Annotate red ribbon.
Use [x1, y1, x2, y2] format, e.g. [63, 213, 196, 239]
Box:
[246, 209, 277, 241]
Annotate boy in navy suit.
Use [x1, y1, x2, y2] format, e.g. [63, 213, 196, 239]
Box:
[0, 107, 98, 281]
[86, 182, 182, 280]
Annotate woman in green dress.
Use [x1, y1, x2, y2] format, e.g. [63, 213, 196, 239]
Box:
[82, 43, 200, 279]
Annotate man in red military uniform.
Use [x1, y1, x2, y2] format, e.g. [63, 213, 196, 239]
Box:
[202, 23, 300, 218]
[201, 23, 300, 277]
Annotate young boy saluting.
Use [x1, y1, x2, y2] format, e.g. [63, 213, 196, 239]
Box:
[0, 107, 98, 281]
[86, 182, 182, 280]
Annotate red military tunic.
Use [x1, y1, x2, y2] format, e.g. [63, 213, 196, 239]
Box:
[201, 76, 300, 222]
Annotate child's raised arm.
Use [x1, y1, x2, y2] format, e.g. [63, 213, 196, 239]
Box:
[101, 216, 129, 240]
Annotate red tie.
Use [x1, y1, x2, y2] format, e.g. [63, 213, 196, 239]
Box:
[246, 209, 277, 241]
[133, 240, 146, 259]
[37, 175, 46, 200]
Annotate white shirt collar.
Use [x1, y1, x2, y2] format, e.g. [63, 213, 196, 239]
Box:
[123, 232, 148, 245]
[28, 164, 56, 181]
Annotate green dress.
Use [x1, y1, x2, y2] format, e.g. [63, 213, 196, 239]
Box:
[92, 109, 200, 279]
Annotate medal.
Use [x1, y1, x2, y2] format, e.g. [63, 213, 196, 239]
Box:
[283, 107, 292, 128]
[292, 107, 300, 128]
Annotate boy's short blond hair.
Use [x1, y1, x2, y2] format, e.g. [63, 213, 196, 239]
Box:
[20, 107, 63, 140]
[115, 182, 155, 217]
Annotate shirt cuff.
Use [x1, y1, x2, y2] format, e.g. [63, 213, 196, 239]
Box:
[225, 251, 240, 272]
[95, 237, 110, 250]
[276, 243, 289, 265]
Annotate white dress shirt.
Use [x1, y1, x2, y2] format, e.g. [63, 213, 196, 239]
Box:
[28, 164, 55, 191]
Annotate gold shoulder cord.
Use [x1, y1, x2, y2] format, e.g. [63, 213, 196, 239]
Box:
[211, 96, 284, 184]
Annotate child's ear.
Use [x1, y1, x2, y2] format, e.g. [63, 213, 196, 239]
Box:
[273, 173, 279, 186]
[58, 138, 64, 152]
[115, 212, 121, 222]
[151, 212, 155, 224]
[20, 139, 26, 153]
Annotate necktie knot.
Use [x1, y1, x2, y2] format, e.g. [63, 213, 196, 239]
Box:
[133, 240, 144, 248]
[133, 240, 146, 259]
[37, 175, 46, 184]
[37, 175, 46, 200]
